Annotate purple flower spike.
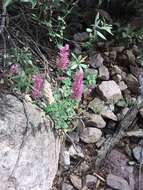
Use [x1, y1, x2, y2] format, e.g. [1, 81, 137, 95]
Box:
[72, 69, 84, 100]
[57, 44, 70, 70]
[31, 74, 44, 98]
[10, 64, 17, 74]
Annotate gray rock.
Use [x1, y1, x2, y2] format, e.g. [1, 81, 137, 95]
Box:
[111, 65, 122, 76]
[69, 145, 84, 158]
[125, 50, 136, 65]
[62, 183, 73, 190]
[96, 137, 106, 148]
[85, 174, 97, 187]
[119, 81, 128, 91]
[98, 65, 110, 80]
[106, 174, 130, 190]
[79, 161, 90, 173]
[80, 127, 102, 143]
[109, 50, 117, 61]
[104, 149, 134, 183]
[133, 146, 143, 164]
[116, 100, 127, 108]
[67, 131, 80, 143]
[112, 74, 122, 83]
[101, 109, 117, 121]
[98, 80, 122, 103]
[88, 97, 104, 114]
[139, 108, 143, 118]
[88, 54, 104, 69]
[70, 175, 82, 190]
[112, 46, 124, 53]
[85, 113, 106, 128]
[74, 32, 89, 42]
[0, 94, 60, 190]
[126, 129, 143, 138]
[125, 74, 139, 94]
[61, 150, 70, 167]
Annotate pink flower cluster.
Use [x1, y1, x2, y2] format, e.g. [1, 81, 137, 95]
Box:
[10, 64, 18, 74]
[31, 74, 44, 98]
[57, 44, 70, 70]
[72, 70, 84, 100]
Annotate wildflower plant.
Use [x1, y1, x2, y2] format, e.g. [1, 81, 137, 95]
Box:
[57, 44, 70, 70]
[44, 44, 97, 130]
[31, 74, 44, 98]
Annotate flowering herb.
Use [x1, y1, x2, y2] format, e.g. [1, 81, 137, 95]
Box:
[57, 44, 70, 70]
[31, 74, 44, 98]
[71, 69, 84, 100]
[10, 64, 18, 74]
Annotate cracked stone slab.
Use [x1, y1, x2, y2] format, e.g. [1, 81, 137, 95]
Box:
[0, 94, 61, 190]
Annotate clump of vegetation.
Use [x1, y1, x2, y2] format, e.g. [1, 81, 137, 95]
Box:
[2, 0, 143, 131]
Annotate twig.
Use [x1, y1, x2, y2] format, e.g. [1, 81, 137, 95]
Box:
[95, 106, 139, 168]
[93, 172, 105, 182]
[64, 132, 79, 153]
[0, 7, 6, 34]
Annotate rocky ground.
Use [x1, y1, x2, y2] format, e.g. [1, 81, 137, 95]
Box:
[51, 36, 143, 190]
[0, 2, 143, 189]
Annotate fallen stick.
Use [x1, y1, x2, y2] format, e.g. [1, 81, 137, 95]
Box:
[95, 106, 139, 168]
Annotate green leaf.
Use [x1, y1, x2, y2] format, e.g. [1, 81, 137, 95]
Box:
[3, 0, 12, 8]
[20, 0, 37, 8]
[70, 64, 78, 70]
[96, 31, 107, 40]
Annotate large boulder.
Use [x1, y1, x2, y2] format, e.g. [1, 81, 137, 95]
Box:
[0, 94, 61, 190]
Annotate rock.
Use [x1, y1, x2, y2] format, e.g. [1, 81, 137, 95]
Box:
[62, 183, 73, 190]
[132, 45, 139, 56]
[130, 65, 143, 78]
[109, 50, 117, 61]
[69, 145, 84, 158]
[111, 65, 122, 76]
[104, 149, 134, 182]
[98, 80, 122, 103]
[98, 65, 110, 80]
[42, 80, 55, 104]
[0, 94, 60, 190]
[67, 131, 80, 143]
[112, 46, 124, 53]
[85, 174, 97, 187]
[121, 71, 127, 81]
[125, 50, 136, 65]
[85, 113, 106, 128]
[101, 108, 117, 121]
[125, 74, 139, 94]
[74, 32, 89, 42]
[119, 81, 128, 91]
[106, 174, 130, 190]
[80, 127, 102, 143]
[88, 54, 104, 69]
[132, 146, 143, 164]
[126, 129, 143, 137]
[118, 54, 128, 66]
[88, 97, 104, 114]
[79, 161, 90, 173]
[61, 150, 70, 167]
[120, 107, 129, 117]
[116, 100, 127, 108]
[139, 108, 143, 118]
[96, 137, 106, 148]
[70, 175, 82, 190]
[112, 74, 122, 83]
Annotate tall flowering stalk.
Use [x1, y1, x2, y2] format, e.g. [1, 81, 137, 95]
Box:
[71, 69, 84, 100]
[31, 74, 44, 98]
[57, 44, 70, 70]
